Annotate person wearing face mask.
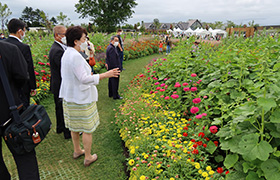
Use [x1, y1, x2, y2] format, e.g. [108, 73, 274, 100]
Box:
[48, 25, 71, 139]
[5, 18, 37, 110]
[105, 35, 123, 100]
[59, 26, 120, 167]
[0, 33, 6, 40]
[116, 29, 126, 70]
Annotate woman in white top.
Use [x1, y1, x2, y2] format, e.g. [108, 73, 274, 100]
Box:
[59, 26, 120, 167]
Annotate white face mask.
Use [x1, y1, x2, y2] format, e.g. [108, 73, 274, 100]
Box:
[80, 41, 88, 50]
[113, 41, 119, 47]
[61, 36, 67, 45]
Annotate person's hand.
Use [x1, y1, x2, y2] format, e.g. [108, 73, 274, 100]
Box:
[105, 64, 108, 70]
[30, 89, 37, 96]
[107, 68, 120, 78]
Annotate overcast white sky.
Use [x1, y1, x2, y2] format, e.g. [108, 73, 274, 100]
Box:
[1, 0, 279, 26]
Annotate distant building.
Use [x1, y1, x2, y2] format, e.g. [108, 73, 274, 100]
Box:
[143, 19, 203, 32]
[28, 27, 49, 33]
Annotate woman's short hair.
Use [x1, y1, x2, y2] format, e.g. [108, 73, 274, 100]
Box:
[65, 26, 87, 47]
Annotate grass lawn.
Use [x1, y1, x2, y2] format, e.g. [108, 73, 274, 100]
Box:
[2, 54, 164, 180]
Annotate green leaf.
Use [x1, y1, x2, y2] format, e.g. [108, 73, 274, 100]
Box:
[220, 135, 242, 153]
[239, 134, 273, 161]
[246, 171, 264, 180]
[273, 63, 280, 70]
[261, 159, 280, 180]
[273, 150, 280, 157]
[208, 80, 221, 88]
[243, 162, 256, 173]
[215, 155, 224, 163]
[234, 102, 256, 116]
[226, 171, 246, 180]
[270, 109, 280, 123]
[224, 154, 239, 169]
[206, 140, 217, 154]
[257, 97, 277, 112]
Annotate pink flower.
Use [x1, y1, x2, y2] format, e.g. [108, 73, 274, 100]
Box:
[198, 79, 202, 82]
[132, 167, 137, 171]
[190, 107, 199, 114]
[202, 113, 207, 116]
[183, 82, 189, 86]
[209, 126, 218, 134]
[154, 91, 158, 94]
[41, 70, 45, 73]
[154, 82, 159, 85]
[150, 90, 154, 94]
[171, 94, 179, 99]
[164, 96, 170, 100]
[203, 96, 208, 99]
[153, 71, 156, 73]
[191, 73, 197, 77]
[174, 82, 181, 88]
[160, 89, 165, 92]
[34, 71, 39, 75]
[147, 77, 151, 80]
[160, 95, 164, 98]
[195, 114, 203, 119]
[139, 74, 144, 77]
[183, 87, 190, 91]
[173, 91, 177, 94]
[160, 83, 165, 87]
[164, 78, 168, 81]
[156, 87, 161, 90]
[191, 87, 197, 92]
[192, 98, 201, 104]
[153, 77, 158, 80]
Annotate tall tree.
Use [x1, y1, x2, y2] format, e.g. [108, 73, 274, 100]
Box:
[21, 6, 44, 27]
[226, 20, 236, 28]
[153, 18, 160, 30]
[50, 17, 57, 25]
[75, 0, 137, 33]
[56, 12, 70, 27]
[40, 11, 52, 33]
[0, 2, 12, 34]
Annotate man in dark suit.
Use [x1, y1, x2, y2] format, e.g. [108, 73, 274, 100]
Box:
[48, 25, 71, 139]
[5, 18, 37, 109]
[106, 35, 122, 100]
[0, 41, 40, 180]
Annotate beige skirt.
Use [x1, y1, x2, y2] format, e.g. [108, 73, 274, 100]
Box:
[63, 100, 100, 133]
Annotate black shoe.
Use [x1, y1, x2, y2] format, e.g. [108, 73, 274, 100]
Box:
[57, 130, 63, 134]
[64, 130, 71, 139]
[114, 97, 123, 100]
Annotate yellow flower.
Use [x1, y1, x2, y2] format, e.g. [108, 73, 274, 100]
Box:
[205, 177, 210, 180]
[198, 170, 203, 174]
[128, 159, 135, 166]
[144, 154, 149, 159]
[140, 175, 146, 180]
[157, 164, 161, 168]
[194, 162, 200, 169]
[209, 170, 215, 175]
[130, 148, 135, 154]
[155, 145, 159, 149]
[206, 166, 212, 171]
[202, 172, 208, 177]
[170, 178, 175, 180]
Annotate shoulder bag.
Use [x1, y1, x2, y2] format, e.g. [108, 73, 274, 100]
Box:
[0, 56, 52, 155]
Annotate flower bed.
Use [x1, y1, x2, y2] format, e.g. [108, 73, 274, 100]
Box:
[115, 34, 280, 180]
[24, 33, 161, 103]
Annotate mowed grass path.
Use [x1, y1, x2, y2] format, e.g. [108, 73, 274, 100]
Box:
[3, 54, 164, 180]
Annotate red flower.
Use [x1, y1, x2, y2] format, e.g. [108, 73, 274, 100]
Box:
[193, 144, 198, 148]
[171, 94, 179, 99]
[192, 98, 201, 104]
[190, 107, 199, 114]
[192, 149, 199, 154]
[225, 171, 230, 175]
[197, 141, 203, 146]
[139, 74, 144, 77]
[191, 73, 197, 77]
[214, 141, 219, 146]
[203, 144, 207, 148]
[209, 126, 218, 134]
[182, 82, 189, 86]
[183, 87, 190, 91]
[191, 139, 196, 142]
[217, 167, 223, 174]
[191, 87, 197, 91]
[198, 132, 205, 138]
[183, 132, 188, 137]
[183, 126, 188, 130]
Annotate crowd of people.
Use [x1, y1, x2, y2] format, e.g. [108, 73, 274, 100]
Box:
[0, 18, 125, 180]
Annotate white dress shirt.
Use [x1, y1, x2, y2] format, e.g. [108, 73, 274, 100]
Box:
[59, 47, 100, 104]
